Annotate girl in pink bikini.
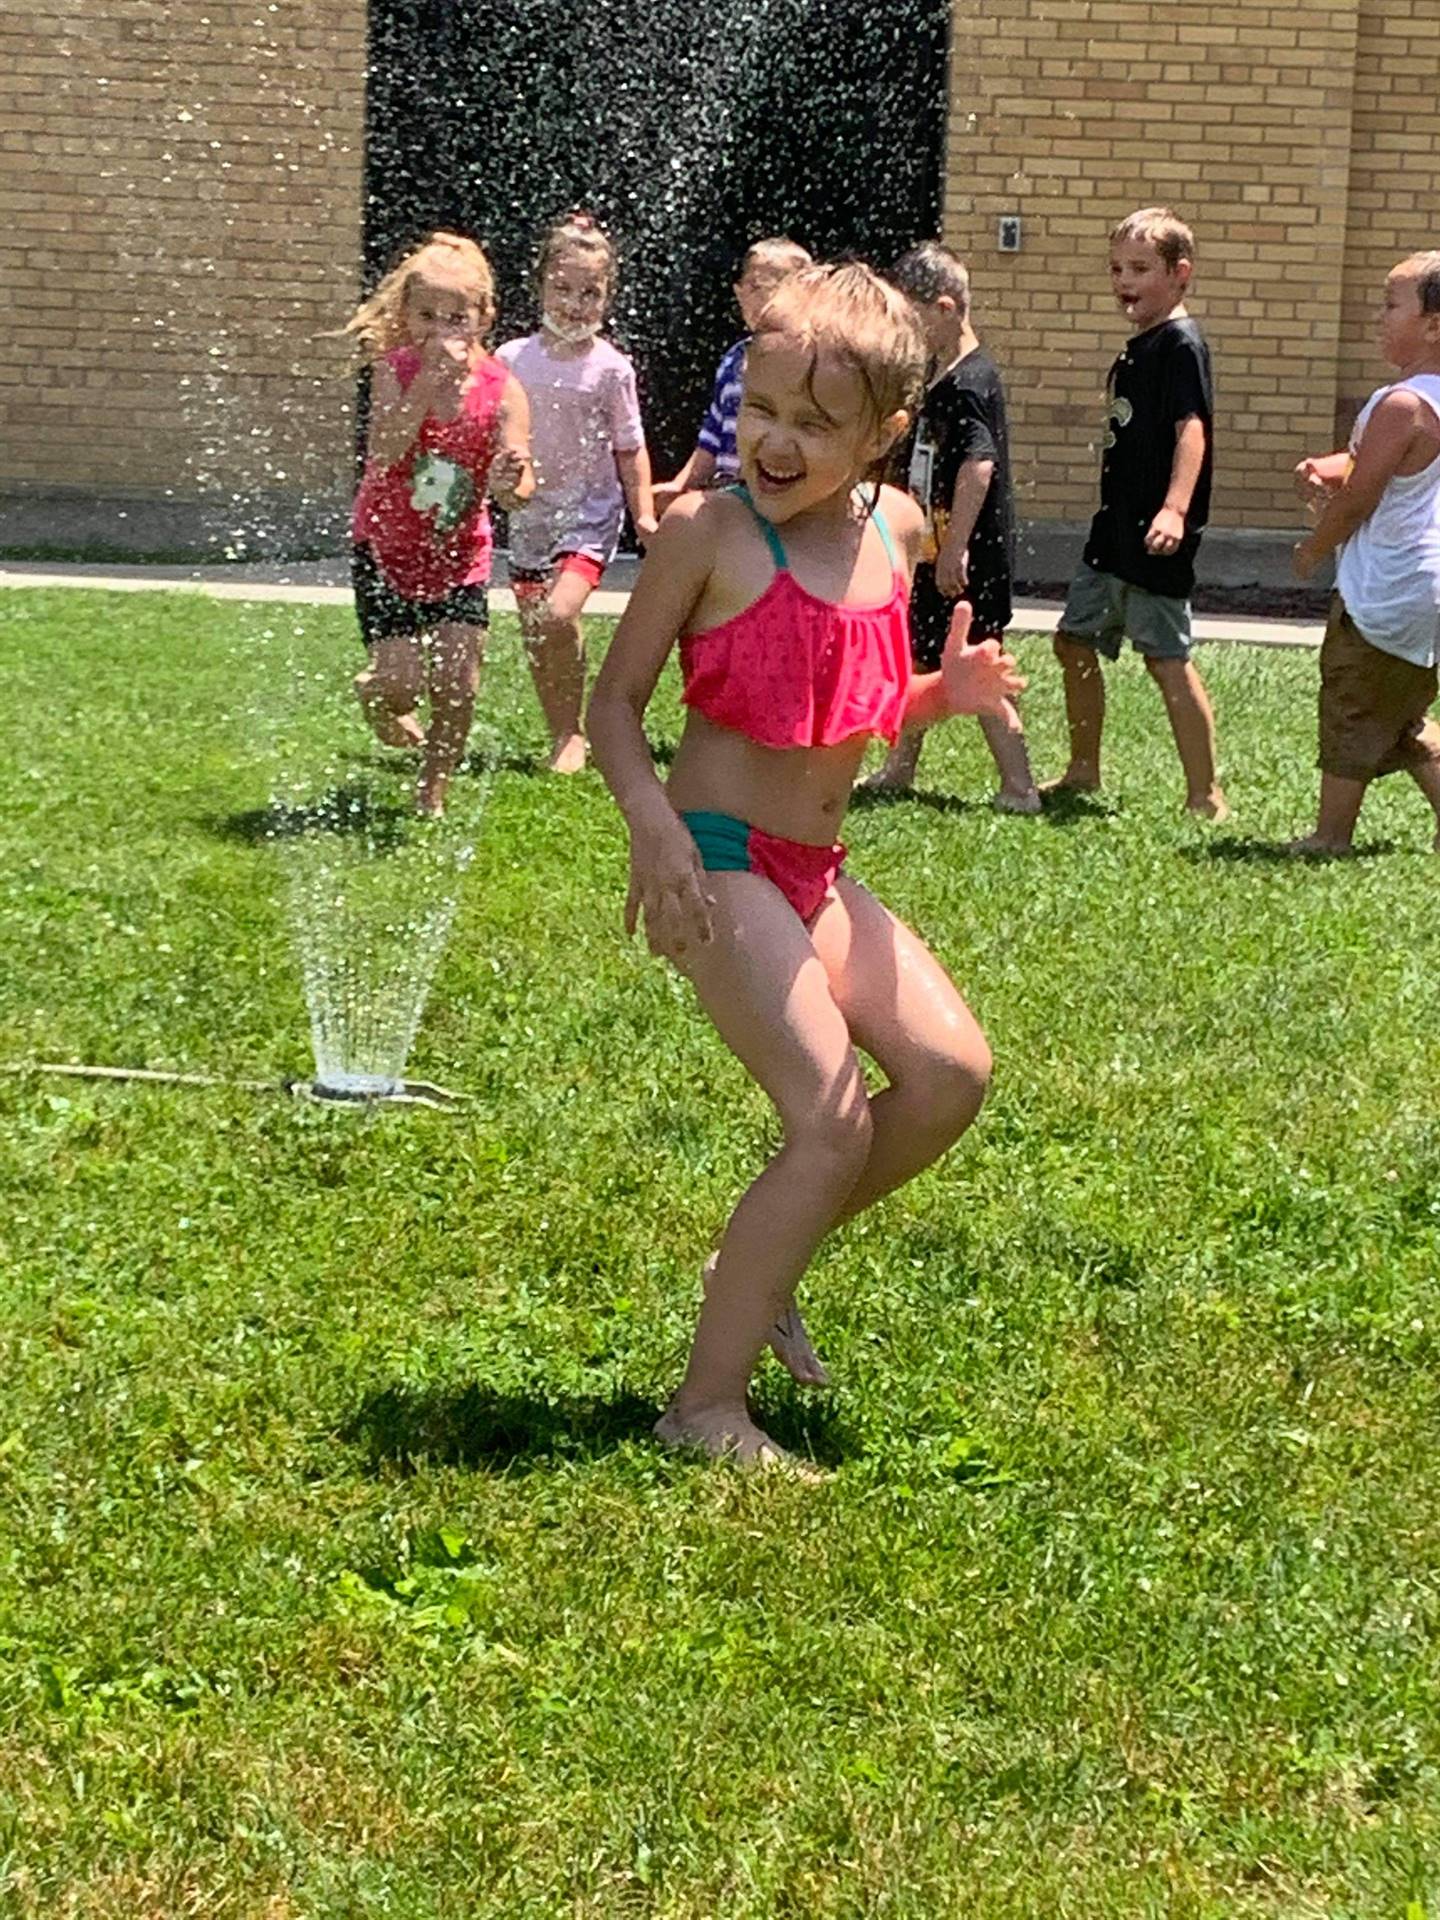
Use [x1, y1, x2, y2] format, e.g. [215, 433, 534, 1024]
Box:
[347, 232, 534, 816]
[589, 264, 1024, 1470]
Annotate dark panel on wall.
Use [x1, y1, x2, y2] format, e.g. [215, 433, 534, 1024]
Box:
[366, 0, 950, 477]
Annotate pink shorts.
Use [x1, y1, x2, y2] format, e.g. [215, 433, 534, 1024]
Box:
[510, 552, 605, 601]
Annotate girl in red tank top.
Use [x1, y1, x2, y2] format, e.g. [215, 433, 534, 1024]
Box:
[590, 264, 1025, 1473]
[344, 232, 534, 816]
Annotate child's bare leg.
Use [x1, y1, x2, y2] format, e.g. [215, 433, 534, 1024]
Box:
[416, 622, 483, 816]
[1288, 771, 1367, 854]
[810, 876, 991, 1223]
[1045, 633, 1105, 791]
[662, 875, 876, 1463]
[860, 725, 924, 792]
[978, 702, 1040, 810]
[1408, 741, 1440, 848]
[354, 638, 426, 749]
[700, 1250, 829, 1387]
[521, 569, 592, 773]
[1145, 656, 1228, 818]
[678, 876, 992, 1430]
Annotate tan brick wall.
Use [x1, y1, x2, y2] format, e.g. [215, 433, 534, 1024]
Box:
[1338, 0, 1440, 426]
[1, 0, 1430, 548]
[945, 0, 1363, 533]
[0, 1, 364, 524]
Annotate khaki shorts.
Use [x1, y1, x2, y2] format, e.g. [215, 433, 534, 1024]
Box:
[1318, 596, 1440, 781]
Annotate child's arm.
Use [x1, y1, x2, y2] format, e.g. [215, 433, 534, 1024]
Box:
[488, 373, 534, 512]
[588, 498, 716, 956]
[1295, 449, 1350, 494]
[934, 456, 994, 598]
[365, 340, 464, 469]
[882, 491, 1024, 725]
[1295, 390, 1428, 578]
[655, 446, 718, 516]
[615, 445, 659, 541]
[906, 603, 1027, 729]
[1144, 414, 1207, 555]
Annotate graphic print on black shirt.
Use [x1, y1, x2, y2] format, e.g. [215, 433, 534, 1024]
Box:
[902, 345, 1015, 640]
[1083, 316, 1213, 599]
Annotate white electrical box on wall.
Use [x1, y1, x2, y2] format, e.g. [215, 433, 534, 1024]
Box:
[998, 215, 1022, 252]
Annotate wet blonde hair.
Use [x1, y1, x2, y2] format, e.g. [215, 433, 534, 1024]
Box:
[739, 235, 813, 280]
[750, 261, 927, 447]
[340, 231, 496, 363]
[1110, 206, 1195, 272]
[535, 210, 618, 301]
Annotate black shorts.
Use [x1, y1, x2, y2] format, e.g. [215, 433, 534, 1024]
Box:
[352, 543, 490, 644]
[909, 561, 1010, 671]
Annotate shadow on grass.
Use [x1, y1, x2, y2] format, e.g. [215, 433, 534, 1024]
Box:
[851, 783, 1115, 826]
[850, 784, 988, 820]
[1181, 834, 1395, 866]
[345, 1380, 858, 1474]
[212, 785, 417, 849]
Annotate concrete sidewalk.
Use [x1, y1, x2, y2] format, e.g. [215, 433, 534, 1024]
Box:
[0, 556, 1326, 648]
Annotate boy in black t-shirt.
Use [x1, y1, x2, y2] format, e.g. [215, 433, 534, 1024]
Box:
[1048, 208, 1228, 819]
[866, 243, 1039, 807]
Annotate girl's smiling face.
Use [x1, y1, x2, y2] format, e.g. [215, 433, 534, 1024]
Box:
[403, 273, 486, 348]
[738, 332, 907, 522]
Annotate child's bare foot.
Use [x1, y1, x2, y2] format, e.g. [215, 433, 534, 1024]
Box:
[361, 702, 425, 750]
[1286, 833, 1353, 857]
[701, 1255, 829, 1387]
[1186, 789, 1230, 823]
[992, 786, 1042, 815]
[769, 1305, 830, 1387]
[857, 765, 913, 794]
[548, 732, 587, 774]
[354, 673, 425, 749]
[416, 775, 447, 818]
[1039, 768, 1100, 798]
[654, 1398, 824, 1478]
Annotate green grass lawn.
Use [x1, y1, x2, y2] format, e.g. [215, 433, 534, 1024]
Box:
[2, 587, 1438, 1918]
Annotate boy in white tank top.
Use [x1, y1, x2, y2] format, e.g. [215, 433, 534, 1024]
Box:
[1292, 251, 1440, 854]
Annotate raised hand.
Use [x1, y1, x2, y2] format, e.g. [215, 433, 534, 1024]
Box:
[940, 603, 1026, 717]
[489, 445, 528, 501]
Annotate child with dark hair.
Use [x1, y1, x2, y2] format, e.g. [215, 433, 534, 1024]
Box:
[866, 242, 1037, 807]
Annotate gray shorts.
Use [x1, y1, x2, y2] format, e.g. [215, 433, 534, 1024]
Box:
[1059, 562, 1192, 662]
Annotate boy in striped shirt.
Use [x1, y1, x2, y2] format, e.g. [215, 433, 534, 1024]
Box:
[655, 237, 812, 511]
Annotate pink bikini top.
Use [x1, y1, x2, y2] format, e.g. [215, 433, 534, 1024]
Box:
[680, 488, 912, 749]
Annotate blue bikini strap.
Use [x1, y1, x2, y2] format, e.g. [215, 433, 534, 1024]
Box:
[860, 484, 899, 572]
[734, 485, 789, 570]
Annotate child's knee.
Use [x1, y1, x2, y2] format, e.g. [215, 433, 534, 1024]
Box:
[790, 1095, 873, 1186]
[899, 1032, 991, 1144]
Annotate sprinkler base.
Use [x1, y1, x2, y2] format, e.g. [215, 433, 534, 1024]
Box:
[301, 1074, 462, 1110]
